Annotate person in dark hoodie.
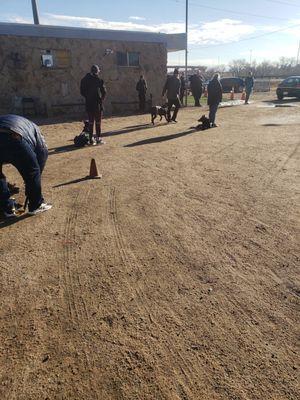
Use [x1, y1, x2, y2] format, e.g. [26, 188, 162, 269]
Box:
[207, 73, 223, 127]
[179, 73, 186, 104]
[136, 75, 147, 112]
[0, 114, 51, 217]
[80, 64, 107, 145]
[162, 68, 181, 123]
[189, 70, 203, 106]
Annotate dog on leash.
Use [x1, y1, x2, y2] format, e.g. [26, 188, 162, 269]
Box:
[190, 115, 211, 130]
[150, 104, 168, 124]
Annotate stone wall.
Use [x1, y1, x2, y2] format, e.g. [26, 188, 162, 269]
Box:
[0, 35, 167, 116]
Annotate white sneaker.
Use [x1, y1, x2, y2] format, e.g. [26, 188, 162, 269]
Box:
[28, 203, 52, 215]
[96, 138, 106, 145]
[3, 210, 17, 218]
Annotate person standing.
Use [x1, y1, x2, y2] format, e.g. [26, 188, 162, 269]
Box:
[162, 68, 181, 123]
[189, 70, 203, 106]
[244, 71, 254, 104]
[207, 73, 223, 127]
[80, 64, 107, 145]
[136, 75, 147, 112]
[0, 114, 51, 217]
[179, 73, 186, 104]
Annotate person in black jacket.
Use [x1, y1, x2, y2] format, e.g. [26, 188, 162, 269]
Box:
[136, 75, 147, 112]
[80, 65, 107, 145]
[207, 73, 223, 127]
[162, 68, 181, 123]
[179, 73, 186, 104]
[189, 70, 203, 106]
[0, 114, 51, 217]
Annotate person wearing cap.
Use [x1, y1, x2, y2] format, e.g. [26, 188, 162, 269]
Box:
[80, 65, 107, 145]
[136, 75, 147, 112]
[162, 68, 181, 123]
[0, 114, 51, 217]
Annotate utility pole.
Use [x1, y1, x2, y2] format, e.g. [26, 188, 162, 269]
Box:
[185, 0, 188, 106]
[297, 40, 300, 65]
[249, 49, 253, 65]
[31, 0, 40, 25]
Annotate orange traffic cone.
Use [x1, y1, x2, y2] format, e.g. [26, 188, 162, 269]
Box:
[230, 86, 235, 100]
[88, 158, 102, 179]
[241, 89, 246, 101]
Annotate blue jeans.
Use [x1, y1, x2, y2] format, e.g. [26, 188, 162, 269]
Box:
[209, 103, 219, 125]
[0, 174, 15, 213]
[0, 134, 48, 212]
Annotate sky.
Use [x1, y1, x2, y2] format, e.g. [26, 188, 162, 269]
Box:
[1, 0, 300, 67]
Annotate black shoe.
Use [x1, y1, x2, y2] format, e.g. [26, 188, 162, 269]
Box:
[171, 119, 178, 123]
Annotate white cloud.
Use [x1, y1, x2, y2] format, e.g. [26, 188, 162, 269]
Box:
[284, 19, 300, 35]
[189, 19, 256, 45]
[40, 13, 258, 46]
[239, 44, 299, 61]
[129, 16, 146, 21]
[1, 14, 31, 24]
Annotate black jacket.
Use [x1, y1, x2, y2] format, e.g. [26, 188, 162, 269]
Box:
[207, 78, 223, 106]
[136, 79, 147, 94]
[162, 75, 181, 99]
[80, 73, 107, 112]
[189, 74, 203, 95]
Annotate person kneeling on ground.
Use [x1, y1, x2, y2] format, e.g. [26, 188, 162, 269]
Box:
[0, 114, 52, 217]
[207, 73, 223, 128]
[162, 68, 181, 123]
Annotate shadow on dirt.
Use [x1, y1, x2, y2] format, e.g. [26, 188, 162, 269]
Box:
[0, 213, 31, 229]
[261, 123, 283, 126]
[53, 176, 92, 188]
[262, 98, 300, 106]
[124, 129, 197, 147]
[102, 122, 167, 137]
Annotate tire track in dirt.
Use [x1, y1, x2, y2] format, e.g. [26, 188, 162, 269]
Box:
[266, 140, 300, 187]
[108, 187, 200, 399]
[59, 186, 99, 399]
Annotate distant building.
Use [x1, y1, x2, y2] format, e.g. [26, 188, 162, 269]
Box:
[0, 22, 186, 116]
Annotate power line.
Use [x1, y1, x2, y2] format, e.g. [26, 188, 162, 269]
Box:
[197, 22, 300, 49]
[265, 0, 300, 7]
[167, 0, 293, 21]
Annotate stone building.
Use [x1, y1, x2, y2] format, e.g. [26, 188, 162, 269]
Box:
[0, 22, 186, 116]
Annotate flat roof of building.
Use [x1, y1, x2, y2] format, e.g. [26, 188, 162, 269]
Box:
[0, 22, 186, 52]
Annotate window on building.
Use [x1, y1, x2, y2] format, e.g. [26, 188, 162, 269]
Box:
[116, 51, 140, 67]
[128, 52, 139, 66]
[41, 49, 71, 69]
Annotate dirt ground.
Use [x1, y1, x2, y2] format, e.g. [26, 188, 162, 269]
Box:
[0, 92, 299, 400]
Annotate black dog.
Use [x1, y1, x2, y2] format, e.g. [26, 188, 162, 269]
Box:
[191, 115, 211, 130]
[150, 105, 168, 125]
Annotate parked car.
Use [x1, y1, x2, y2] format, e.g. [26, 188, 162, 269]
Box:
[276, 76, 300, 100]
[220, 77, 245, 93]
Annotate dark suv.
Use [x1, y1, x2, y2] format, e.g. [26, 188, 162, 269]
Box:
[220, 77, 245, 93]
[276, 76, 300, 100]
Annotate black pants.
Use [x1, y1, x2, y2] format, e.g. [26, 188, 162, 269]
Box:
[138, 93, 146, 111]
[209, 103, 219, 125]
[167, 98, 181, 121]
[87, 109, 102, 141]
[193, 90, 202, 106]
